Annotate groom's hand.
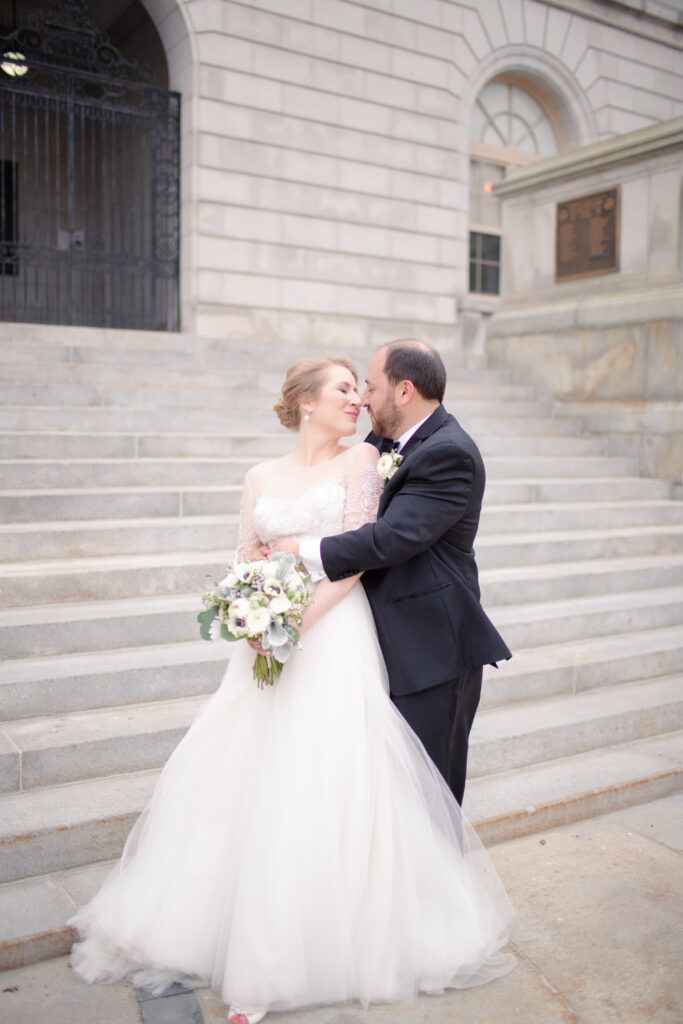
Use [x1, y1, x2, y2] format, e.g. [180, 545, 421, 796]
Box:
[270, 538, 300, 557]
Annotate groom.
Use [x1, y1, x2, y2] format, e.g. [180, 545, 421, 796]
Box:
[284, 340, 510, 805]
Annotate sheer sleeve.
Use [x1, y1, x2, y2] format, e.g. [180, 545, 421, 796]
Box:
[343, 443, 382, 531]
[236, 470, 261, 558]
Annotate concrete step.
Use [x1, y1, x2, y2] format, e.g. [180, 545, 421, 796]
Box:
[0, 378, 552, 414]
[0, 514, 238, 562]
[0, 457, 258, 489]
[0, 361, 533, 401]
[0, 405, 584, 437]
[0, 641, 227, 721]
[481, 499, 683, 533]
[468, 730, 683, 846]
[0, 594, 201, 658]
[0, 430, 609, 461]
[0, 694, 208, 792]
[0, 454, 643, 490]
[5, 544, 683, 655]
[475, 523, 683, 568]
[0, 431, 294, 461]
[1, 476, 673, 523]
[491, 585, 683, 650]
[481, 552, 683, 606]
[0, 550, 225, 606]
[2, 667, 679, 797]
[1, 728, 680, 891]
[470, 675, 683, 778]
[0, 769, 159, 884]
[4, 549, 683, 613]
[0, 405, 295, 433]
[3, 499, 681, 564]
[481, 625, 683, 708]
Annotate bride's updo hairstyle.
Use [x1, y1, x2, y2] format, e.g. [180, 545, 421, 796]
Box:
[274, 357, 358, 430]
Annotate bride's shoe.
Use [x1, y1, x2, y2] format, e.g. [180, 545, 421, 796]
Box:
[227, 1006, 267, 1024]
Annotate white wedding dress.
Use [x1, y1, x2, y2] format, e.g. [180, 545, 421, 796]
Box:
[71, 444, 514, 1012]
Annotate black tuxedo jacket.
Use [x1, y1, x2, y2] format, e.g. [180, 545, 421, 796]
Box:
[321, 405, 511, 697]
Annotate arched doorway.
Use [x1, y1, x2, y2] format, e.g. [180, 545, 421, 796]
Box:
[0, 0, 180, 329]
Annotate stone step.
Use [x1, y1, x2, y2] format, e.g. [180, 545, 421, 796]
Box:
[468, 731, 683, 846]
[2, 568, 682, 662]
[0, 430, 609, 460]
[0, 641, 227, 721]
[2, 663, 679, 799]
[481, 552, 683, 606]
[0, 475, 672, 524]
[0, 432, 293, 461]
[2, 499, 681, 564]
[0, 514, 237, 562]
[469, 675, 683, 778]
[0, 379, 549, 414]
[481, 625, 683, 708]
[475, 523, 683, 568]
[0, 550, 225, 606]
[0, 454, 642, 490]
[0, 361, 533, 401]
[0, 405, 583, 436]
[4, 547, 683, 614]
[0, 594, 201, 658]
[2, 736, 681, 973]
[0, 694, 208, 792]
[481, 499, 683, 533]
[491, 585, 683, 650]
[1, 727, 680, 891]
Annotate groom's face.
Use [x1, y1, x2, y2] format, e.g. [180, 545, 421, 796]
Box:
[362, 350, 402, 439]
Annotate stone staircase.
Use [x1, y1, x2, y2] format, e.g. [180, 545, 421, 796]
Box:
[0, 322, 681, 971]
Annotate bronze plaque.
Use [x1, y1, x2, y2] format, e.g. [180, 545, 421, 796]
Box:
[556, 187, 619, 282]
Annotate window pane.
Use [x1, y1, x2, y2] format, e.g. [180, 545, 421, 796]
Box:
[480, 233, 500, 261]
[480, 263, 500, 294]
[535, 118, 559, 157]
[469, 261, 478, 292]
[469, 231, 478, 259]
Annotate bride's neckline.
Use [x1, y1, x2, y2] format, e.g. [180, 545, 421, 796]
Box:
[274, 445, 353, 472]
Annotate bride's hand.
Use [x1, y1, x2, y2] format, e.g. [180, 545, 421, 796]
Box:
[248, 544, 271, 560]
[270, 538, 300, 556]
[248, 639, 271, 657]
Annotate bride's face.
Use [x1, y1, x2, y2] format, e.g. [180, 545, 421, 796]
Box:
[307, 366, 361, 438]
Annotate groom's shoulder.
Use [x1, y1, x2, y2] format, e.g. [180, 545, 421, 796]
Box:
[425, 410, 483, 460]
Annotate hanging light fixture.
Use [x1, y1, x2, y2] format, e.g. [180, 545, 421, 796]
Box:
[1, 1, 28, 77]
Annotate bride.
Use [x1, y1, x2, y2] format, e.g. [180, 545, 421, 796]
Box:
[70, 357, 514, 1024]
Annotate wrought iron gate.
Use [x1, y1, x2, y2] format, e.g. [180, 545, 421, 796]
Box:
[0, 0, 180, 330]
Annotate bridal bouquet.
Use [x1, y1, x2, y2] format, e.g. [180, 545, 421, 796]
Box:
[198, 552, 312, 687]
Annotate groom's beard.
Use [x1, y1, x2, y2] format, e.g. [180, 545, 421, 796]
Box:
[368, 397, 402, 440]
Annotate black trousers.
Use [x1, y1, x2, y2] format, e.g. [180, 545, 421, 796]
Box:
[392, 666, 483, 806]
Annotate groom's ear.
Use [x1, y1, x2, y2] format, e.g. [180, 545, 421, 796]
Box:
[396, 379, 416, 405]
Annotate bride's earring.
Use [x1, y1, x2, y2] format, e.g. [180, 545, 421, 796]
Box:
[303, 408, 311, 421]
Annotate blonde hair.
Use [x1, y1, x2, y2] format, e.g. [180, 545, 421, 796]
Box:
[274, 357, 358, 430]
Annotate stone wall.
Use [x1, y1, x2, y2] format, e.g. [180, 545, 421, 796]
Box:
[140, 0, 683, 350]
[485, 118, 683, 488]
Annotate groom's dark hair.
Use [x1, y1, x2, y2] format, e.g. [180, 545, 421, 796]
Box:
[383, 341, 446, 402]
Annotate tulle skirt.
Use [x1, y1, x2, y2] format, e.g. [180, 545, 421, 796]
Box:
[71, 584, 514, 1010]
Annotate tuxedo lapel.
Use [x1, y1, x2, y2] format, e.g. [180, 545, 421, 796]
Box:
[398, 405, 448, 459]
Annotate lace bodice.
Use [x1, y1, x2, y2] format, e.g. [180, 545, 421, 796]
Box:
[253, 483, 347, 545]
[236, 443, 382, 556]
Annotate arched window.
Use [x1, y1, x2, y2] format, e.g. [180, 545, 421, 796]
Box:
[469, 77, 562, 296]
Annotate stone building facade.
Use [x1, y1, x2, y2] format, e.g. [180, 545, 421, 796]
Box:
[132, 0, 683, 353]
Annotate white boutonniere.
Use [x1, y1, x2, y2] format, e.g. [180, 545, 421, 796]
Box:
[377, 449, 403, 486]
